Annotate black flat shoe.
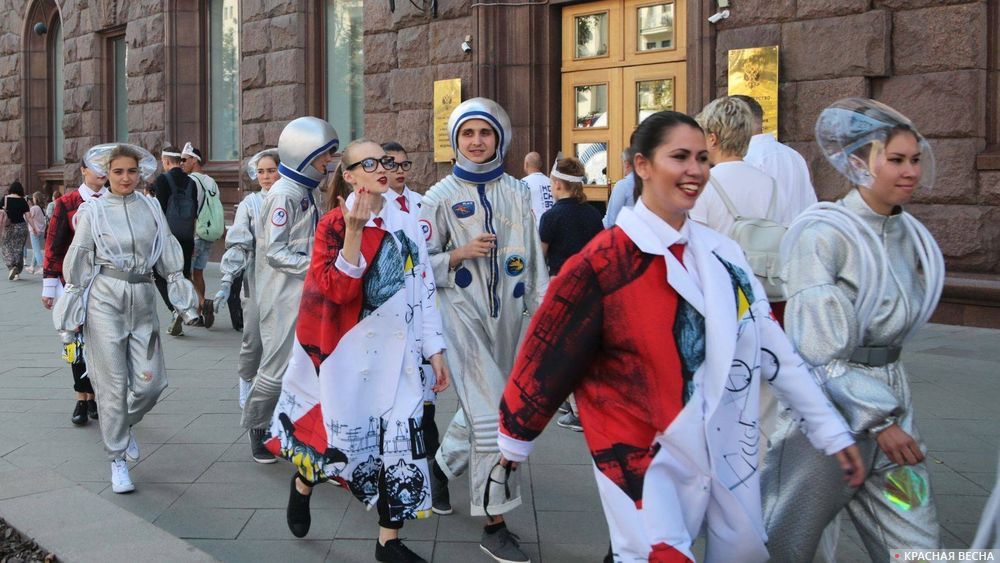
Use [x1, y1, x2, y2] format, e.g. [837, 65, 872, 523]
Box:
[87, 399, 98, 420]
[71, 400, 88, 426]
[286, 473, 312, 538]
[375, 539, 428, 563]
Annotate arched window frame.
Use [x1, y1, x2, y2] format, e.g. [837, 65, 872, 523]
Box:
[22, 0, 64, 195]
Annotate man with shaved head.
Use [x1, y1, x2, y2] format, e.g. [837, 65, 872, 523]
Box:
[522, 151, 553, 227]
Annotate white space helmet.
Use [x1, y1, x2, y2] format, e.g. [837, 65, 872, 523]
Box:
[448, 97, 512, 183]
[277, 117, 339, 188]
[247, 148, 280, 182]
[84, 143, 158, 181]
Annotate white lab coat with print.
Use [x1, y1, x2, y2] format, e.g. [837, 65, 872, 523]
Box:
[600, 209, 854, 562]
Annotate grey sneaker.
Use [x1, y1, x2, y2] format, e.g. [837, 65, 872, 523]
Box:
[480, 525, 530, 563]
[167, 313, 184, 336]
[557, 401, 571, 414]
[557, 412, 583, 432]
[249, 428, 277, 464]
[430, 461, 452, 515]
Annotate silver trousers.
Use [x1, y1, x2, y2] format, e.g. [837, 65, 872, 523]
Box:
[762, 407, 940, 561]
[241, 275, 303, 429]
[236, 280, 262, 382]
[84, 275, 168, 460]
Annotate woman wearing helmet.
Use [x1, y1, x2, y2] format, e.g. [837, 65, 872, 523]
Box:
[242, 117, 339, 463]
[54, 143, 199, 494]
[762, 98, 945, 560]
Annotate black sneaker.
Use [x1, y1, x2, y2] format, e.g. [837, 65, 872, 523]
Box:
[249, 428, 277, 464]
[375, 539, 428, 563]
[558, 401, 571, 414]
[202, 300, 215, 329]
[480, 524, 530, 563]
[286, 473, 311, 538]
[71, 400, 88, 426]
[87, 399, 99, 420]
[430, 460, 452, 515]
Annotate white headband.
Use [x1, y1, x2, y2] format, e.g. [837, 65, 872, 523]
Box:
[161, 150, 182, 158]
[181, 142, 202, 162]
[551, 154, 585, 183]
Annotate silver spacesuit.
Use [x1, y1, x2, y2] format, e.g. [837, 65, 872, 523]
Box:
[241, 118, 338, 430]
[420, 98, 549, 516]
[54, 147, 198, 461]
[217, 150, 276, 387]
[762, 99, 945, 561]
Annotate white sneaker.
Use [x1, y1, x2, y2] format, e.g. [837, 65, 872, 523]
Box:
[111, 458, 135, 493]
[239, 379, 252, 409]
[125, 427, 140, 461]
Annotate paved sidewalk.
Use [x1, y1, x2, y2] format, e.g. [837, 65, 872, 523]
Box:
[0, 264, 997, 562]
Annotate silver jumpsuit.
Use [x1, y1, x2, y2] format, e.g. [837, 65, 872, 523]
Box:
[762, 189, 942, 560]
[219, 190, 265, 383]
[54, 192, 198, 460]
[241, 177, 322, 429]
[421, 173, 548, 516]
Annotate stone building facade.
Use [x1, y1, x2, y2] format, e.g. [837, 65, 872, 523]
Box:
[1, 0, 999, 325]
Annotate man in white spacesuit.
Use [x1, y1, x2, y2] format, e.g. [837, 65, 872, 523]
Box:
[241, 117, 339, 463]
[420, 98, 548, 563]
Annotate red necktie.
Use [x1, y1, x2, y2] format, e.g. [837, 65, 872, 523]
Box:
[374, 217, 384, 229]
[669, 242, 686, 270]
[396, 195, 409, 213]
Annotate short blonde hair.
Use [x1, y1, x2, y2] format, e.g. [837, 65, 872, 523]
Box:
[695, 97, 753, 157]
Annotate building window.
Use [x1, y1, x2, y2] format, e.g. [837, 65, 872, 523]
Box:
[50, 19, 64, 164]
[326, 0, 364, 141]
[208, 0, 240, 161]
[111, 35, 128, 142]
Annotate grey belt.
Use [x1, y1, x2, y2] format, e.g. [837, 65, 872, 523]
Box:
[99, 266, 153, 284]
[849, 346, 901, 367]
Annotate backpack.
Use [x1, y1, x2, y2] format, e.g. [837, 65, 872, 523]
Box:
[163, 172, 197, 242]
[191, 173, 225, 242]
[709, 175, 787, 301]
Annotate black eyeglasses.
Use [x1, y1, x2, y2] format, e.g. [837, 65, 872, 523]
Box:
[345, 156, 397, 172]
[396, 160, 412, 172]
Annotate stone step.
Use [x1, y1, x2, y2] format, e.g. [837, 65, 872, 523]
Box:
[0, 469, 216, 563]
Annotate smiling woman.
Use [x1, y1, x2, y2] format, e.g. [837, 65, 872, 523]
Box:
[52, 143, 199, 496]
[498, 112, 865, 563]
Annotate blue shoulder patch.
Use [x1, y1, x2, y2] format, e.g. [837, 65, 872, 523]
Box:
[452, 201, 476, 218]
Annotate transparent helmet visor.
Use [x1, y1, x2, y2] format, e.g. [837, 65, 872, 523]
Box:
[84, 143, 159, 181]
[815, 98, 935, 191]
[247, 148, 280, 182]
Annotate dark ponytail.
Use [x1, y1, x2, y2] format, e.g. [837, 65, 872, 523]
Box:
[327, 162, 351, 212]
[630, 111, 703, 201]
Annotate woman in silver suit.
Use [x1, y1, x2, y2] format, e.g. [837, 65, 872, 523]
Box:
[762, 98, 945, 561]
[54, 143, 199, 494]
[213, 149, 280, 413]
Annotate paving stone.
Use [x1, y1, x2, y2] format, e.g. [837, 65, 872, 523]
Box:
[154, 505, 254, 540]
[192, 538, 332, 562]
[238, 508, 345, 540]
[431, 540, 539, 563]
[129, 443, 223, 483]
[99, 481, 190, 522]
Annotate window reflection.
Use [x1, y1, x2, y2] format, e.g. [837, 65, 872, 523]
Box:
[575, 142, 609, 185]
[637, 3, 674, 52]
[636, 79, 673, 122]
[327, 0, 365, 141]
[112, 37, 128, 143]
[575, 84, 608, 129]
[575, 12, 609, 58]
[209, 0, 240, 161]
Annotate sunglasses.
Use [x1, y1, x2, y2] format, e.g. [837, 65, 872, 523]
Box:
[345, 156, 397, 173]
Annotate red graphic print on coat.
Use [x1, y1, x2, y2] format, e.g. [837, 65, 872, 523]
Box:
[43, 191, 87, 280]
[499, 227, 688, 506]
[265, 209, 387, 458]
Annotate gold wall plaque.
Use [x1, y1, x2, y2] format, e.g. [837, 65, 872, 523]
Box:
[727, 46, 779, 138]
[434, 78, 462, 162]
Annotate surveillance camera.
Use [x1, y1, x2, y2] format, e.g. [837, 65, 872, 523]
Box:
[461, 41, 472, 54]
[33, 22, 48, 36]
[707, 9, 730, 24]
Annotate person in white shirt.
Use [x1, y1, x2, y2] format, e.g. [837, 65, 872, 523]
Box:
[690, 96, 795, 234]
[731, 94, 817, 217]
[602, 147, 637, 228]
[521, 151, 553, 226]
